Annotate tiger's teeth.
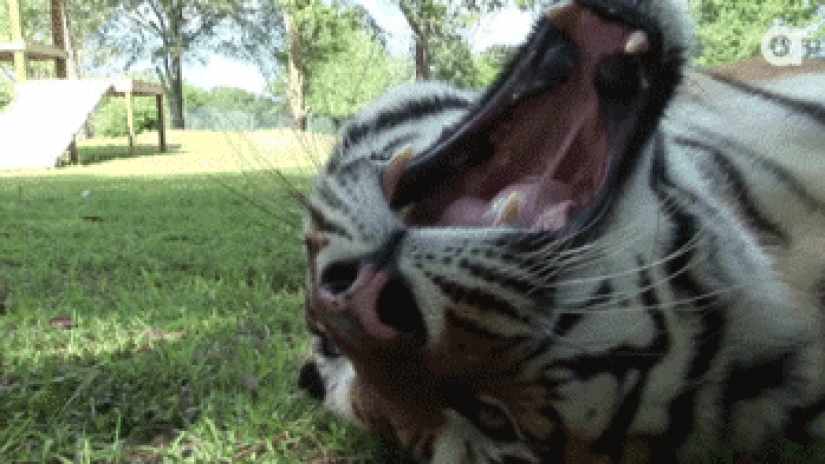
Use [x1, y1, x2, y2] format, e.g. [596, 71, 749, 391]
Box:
[493, 192, 522, 226]
[624, 31, 649, 55]
[384, 145, 415, 204]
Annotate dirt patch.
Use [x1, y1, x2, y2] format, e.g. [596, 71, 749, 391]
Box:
[707, 57, 825, 82]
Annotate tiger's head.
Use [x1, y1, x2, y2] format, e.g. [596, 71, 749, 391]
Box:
[299, 0, 693, 462]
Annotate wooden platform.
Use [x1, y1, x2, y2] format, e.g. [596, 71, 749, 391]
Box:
[0, 79, 167, 170]
[0, 39, 68, 61]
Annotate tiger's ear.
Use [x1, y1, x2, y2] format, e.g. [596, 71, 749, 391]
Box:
[454, 395, 524, 443]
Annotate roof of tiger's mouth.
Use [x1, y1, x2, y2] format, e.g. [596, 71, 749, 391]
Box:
[396, 102, 609, 233]
[382, 17, 630, 236]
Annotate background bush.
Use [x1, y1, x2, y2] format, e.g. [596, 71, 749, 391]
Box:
[90, 95, 160, 137]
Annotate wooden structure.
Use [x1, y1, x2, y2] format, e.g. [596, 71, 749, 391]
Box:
[0, 0, 166, 161]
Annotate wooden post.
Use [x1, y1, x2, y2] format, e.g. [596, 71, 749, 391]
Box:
[49, 0, 68, 79]
[125, 91, 135, 157]
[50, 0, 77, 161]
[9, 0, 28, 82]
[156, 94, 167, 153]
[68, 134, 78, 164]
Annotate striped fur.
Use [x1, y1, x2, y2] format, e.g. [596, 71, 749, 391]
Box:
[298, 1, 825, 462]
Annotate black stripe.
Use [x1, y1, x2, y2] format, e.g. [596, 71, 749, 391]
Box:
[818, 272, 825, 314]
[708, 72, 825, 126]
[787, 393, 825, 441]
[578, 280, 613, 309]
[553, 313, 583, 338]
[458, 257, 538, 295]
[685, 124, 825, 213]
[721, 351, 796, 438]
[649, 140, 729, 455]
[672, 136, 790, 247]
[430, 274, 527, 323]
[591, 264, 670, 460]
[637, 261, 671, 355]
[305, 203, 352, 240]
[444, 309, 515, 341]
[341, 95, 473, 152]
[591, 369, 649, 461]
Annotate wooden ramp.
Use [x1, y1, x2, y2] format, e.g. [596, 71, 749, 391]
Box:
[0, 79, 166, 170]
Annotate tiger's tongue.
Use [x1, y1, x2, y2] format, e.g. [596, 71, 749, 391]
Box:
[438, 177, 575, 230]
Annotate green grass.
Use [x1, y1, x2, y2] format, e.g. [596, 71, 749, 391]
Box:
[0, 165, 387, 462]
[4, 130, 824, 463]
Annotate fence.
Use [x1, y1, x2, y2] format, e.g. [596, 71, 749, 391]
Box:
[184, 107, 337, 134]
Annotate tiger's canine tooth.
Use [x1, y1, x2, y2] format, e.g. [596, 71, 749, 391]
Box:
[493, 192, 523, 226]
[624, 31, 650, 55]
[384, 145, 415, 204]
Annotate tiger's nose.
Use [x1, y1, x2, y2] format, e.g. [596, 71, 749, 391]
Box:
[316, 263, 399, 340]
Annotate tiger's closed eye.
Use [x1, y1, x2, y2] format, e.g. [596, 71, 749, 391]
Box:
[319, 332, 341, 358]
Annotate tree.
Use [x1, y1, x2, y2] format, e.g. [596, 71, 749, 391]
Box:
[308, 26, 412, 127]
[691, 0, 820, 66]
[395, 0, 536, 82]
[89, 0, 247, 129]
[0, 0, 108, 80]
[229, 0, 379, 130]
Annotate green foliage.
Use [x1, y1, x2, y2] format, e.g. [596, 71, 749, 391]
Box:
[471, 45, 515, 89]
[184, 84, 282, 129]
[281, 0, 364, 66]
[183, 84, 211, 108]
[691, 0, 820, 66]
[90, 95, 159, 137]
[0, 0, 50, 41]
[0, 81, 13, 110]
[307, 28, 412, 122]
[397, 0, 533, 85]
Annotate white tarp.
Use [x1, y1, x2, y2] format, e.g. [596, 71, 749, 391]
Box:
[0, 79, 113, 170]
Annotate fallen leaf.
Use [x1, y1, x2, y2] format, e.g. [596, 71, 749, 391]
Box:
[49, 317, 75, 329]
[146, 328, 186, 342]
[244, 373, 258, 392]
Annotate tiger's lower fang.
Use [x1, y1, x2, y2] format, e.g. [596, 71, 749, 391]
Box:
[385, 145, 415, 204]
[492, 192, 523, 227]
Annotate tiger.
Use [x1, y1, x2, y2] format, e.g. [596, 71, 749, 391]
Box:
[296, 0, 825, 462]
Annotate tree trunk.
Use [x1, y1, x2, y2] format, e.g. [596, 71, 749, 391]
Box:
[285, 11, 308, 131]
[169, 52, 185, 129]
[414, 36, 430, 80]
[165, 4, 185, 130]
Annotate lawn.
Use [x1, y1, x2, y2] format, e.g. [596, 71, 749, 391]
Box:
[0, 131, 391, 462]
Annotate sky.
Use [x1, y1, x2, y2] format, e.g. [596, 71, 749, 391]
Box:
[183, 1, 534, 95]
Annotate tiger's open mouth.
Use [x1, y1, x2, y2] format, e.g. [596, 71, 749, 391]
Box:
[385, 0, 676, 236]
